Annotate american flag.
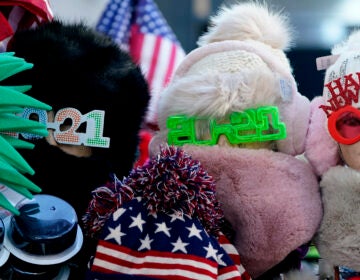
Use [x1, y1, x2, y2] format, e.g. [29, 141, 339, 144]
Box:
[96, 0, 186, 126]
[87, 197, 250, 280]
[0, 0, 53, 51]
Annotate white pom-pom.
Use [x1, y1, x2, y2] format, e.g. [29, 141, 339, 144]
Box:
[197, 1, 293, 51]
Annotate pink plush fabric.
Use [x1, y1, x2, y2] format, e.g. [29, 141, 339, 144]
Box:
[170, 39, 311, 157]
[304, 96, 340, 176]
[183, 145, 323, 278]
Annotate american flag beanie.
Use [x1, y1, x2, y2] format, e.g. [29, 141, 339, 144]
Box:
[83, 145, 251, 280]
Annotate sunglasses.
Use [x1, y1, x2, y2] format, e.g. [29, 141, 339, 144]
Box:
[328, 105, 360, 145]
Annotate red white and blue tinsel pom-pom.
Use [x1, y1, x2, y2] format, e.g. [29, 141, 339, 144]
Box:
[128, 145, 225, 236]
[82, 177, 134, 238]
[83, 145, 225, 238]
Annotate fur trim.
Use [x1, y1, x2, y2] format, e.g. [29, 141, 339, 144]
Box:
[277, 92, 310, 155]
[315, 165, 360, 271]
[157, 68, 281, 130]
[182, 145, 322, 278]
[304, 96, 340, 176]
[197, 1, 293, 50]
[6, 19, 150, 179]
[5, 20, 150, 218]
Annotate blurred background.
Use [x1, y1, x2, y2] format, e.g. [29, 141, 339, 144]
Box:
[48, 0, 360, 100]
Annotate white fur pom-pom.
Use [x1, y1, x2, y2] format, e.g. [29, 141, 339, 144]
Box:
[197, 1, 293, 51]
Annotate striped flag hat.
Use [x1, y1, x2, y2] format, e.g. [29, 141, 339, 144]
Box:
[83, 146, 251, 280]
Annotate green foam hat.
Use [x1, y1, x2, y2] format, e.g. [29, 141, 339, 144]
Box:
[0, 52, 51, 215]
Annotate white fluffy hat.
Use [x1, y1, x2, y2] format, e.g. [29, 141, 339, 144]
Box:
[150, 1, 311, 156]
[305, 30, 360, 175]
[322, 30, 360, 109]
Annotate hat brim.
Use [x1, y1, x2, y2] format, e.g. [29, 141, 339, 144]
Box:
[0, 244, 10, 267]
[3, 216, 83, 265]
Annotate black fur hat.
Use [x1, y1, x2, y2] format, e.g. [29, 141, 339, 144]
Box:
[4, 19, 150, 216]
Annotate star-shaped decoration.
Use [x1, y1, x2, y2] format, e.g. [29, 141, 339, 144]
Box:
[169, 212, 185, 223]
[138, 234, 153, 250]
[129, 212, 146, 232]
[154, 222, 171, 237]
[171, 236, 189, 253]
[217, 253, 226, 266]
[113, 207, 126, 221]
[186, 223, 203, 240]
[204, 242, 218, 260]
[104, 224, 126, 245]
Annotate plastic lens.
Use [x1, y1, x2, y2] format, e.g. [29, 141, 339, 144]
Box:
[328, 105, 360, 145]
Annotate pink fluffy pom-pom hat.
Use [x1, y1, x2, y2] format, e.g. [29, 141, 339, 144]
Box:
[148, 1, 323, 278]
[149, 1, 311, 157]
